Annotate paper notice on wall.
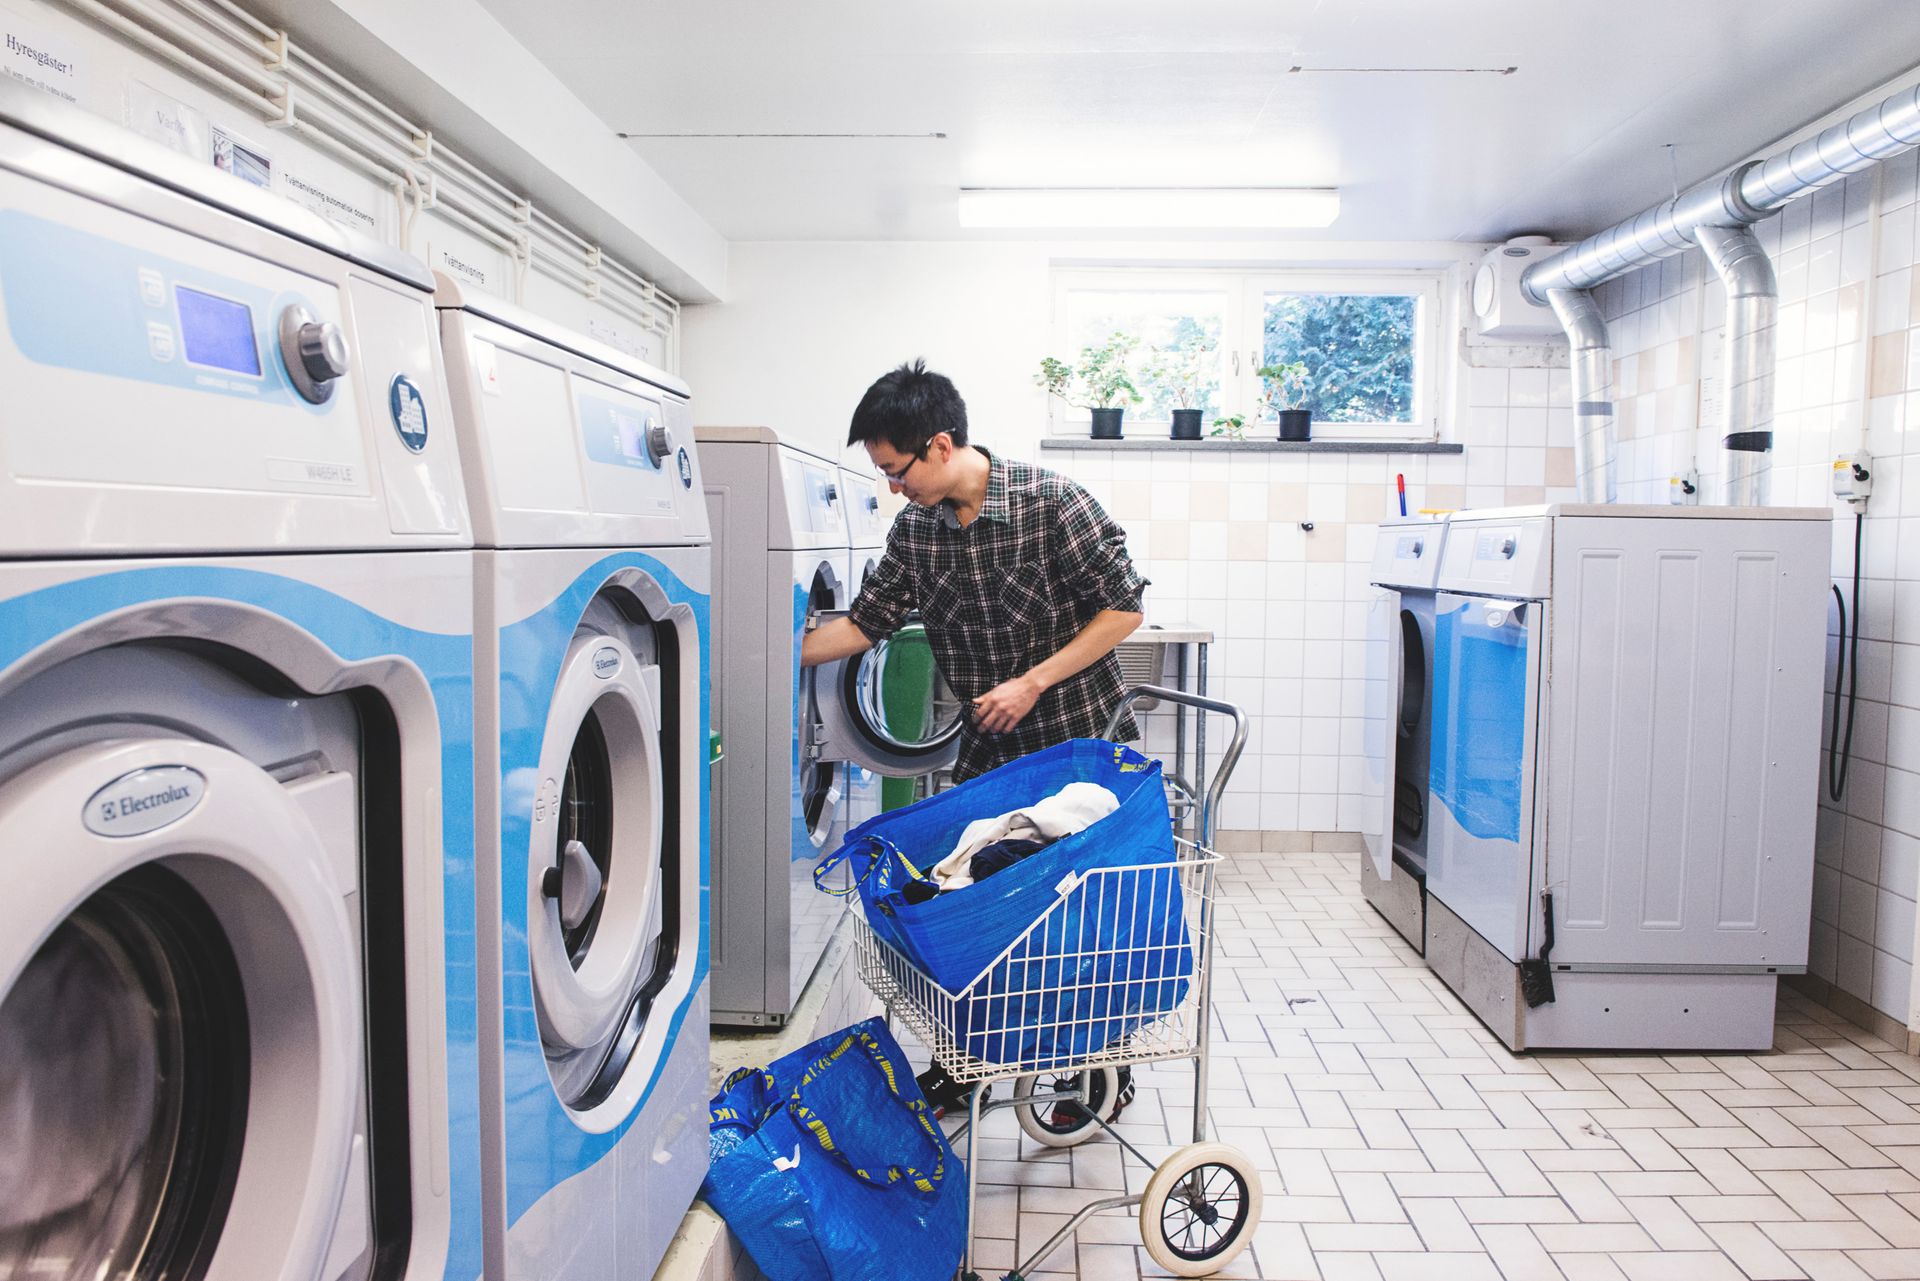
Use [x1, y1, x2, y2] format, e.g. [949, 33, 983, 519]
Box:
[126, 80, 207, 161]
[588, 315, 662, 369]
[1, 9, 82, 104]
[211, 123, 272, 190]
[429, 241, 495, 292]
[282, 169, 382, 237]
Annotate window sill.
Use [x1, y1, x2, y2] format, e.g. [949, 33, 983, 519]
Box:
[1038, 438, 1463, 454]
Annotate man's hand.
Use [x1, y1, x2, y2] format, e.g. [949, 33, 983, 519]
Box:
[972, 673, 1044, 735]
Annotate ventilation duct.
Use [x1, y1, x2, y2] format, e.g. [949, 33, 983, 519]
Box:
[1543, 288, 1617, 504]
[1520, 80, 1920, 503]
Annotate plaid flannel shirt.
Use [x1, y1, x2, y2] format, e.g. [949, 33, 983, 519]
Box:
[848, 448, 1148, 781]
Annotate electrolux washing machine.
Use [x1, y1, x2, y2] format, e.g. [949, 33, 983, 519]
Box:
[0, 79, 480, 1281]
[437, 281, 712, 1280]
[1424, 504, 1829, 1051]
[1360, 516, 1449, 955]
[698, 429, 960, 1026]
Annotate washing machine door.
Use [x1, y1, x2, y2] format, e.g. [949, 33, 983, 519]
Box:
[526, 591, 698, 1129]
[0, 737, 361, 1281]
[811, 610, 964, 778]
[1361, 586, 1403, 880]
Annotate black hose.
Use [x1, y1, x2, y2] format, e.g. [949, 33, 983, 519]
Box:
[1827, 512, 1863, 802]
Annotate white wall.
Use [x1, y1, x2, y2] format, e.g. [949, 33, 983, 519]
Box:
[680, 239, 1484, 466]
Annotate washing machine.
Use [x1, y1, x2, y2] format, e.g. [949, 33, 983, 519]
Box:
[1360, 516, 1449, 955]
[1424, 503, 1828, 1051]
[436, 280, 710, 1281]
[0, 78, 480, 1281]
[698, 430, 960, 1027]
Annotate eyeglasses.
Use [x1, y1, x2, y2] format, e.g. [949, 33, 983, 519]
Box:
[876, 448, 928, 485]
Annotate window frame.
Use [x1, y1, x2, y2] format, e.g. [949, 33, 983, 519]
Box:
[1049, 266, 1445, 441]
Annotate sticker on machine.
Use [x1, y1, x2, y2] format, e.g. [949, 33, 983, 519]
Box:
[211, 123, 272, 190]
[85, 766, 206, 838]
[1, 9, 84, 104]
[265, 458, 363, 489]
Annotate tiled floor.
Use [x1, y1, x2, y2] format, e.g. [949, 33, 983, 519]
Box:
[943, 848, 1920, 1281]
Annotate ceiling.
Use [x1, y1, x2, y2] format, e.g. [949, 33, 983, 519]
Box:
[474, 0, 1920, 245]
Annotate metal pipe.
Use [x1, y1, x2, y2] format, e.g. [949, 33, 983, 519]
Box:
[1544, 288, 1618, 504]
[1694, 224, 1778, 506]
[1523, 78, 1920, 304]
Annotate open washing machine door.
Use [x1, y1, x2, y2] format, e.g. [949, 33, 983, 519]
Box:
[0, 736, 362, 1281]
[526, 585, 698, 1131]
[810, 609, 963, 781]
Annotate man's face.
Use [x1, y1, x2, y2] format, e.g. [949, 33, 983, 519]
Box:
[865, 433, 950, 506]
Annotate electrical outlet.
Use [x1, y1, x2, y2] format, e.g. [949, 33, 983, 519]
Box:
[1833, 451, 1873, 507]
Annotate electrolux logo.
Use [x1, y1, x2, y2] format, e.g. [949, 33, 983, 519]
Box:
[84, 766, 207, 837]
[677, 447, 694, 488]
[592, 646, 622, 679]
[390, 374, 429, 453]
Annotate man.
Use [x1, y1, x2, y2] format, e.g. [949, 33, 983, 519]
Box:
[802, 359, 1148, 1124]
[801, 359, 1148, 780]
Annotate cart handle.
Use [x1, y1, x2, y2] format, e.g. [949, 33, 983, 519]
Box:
[1103, 684, 1249, 846]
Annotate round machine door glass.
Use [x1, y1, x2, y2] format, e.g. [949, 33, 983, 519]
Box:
[798, 564, 844, 849]
[529, 611, 679, 1120]
[813, 613, 963, 778]
[0, 865, 247, 1280]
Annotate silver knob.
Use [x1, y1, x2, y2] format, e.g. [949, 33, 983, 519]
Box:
[646, 420, 673, 464]
[278, 304, 349, 404]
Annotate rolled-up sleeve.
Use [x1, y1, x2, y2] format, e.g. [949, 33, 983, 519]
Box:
[1054, 485, 1147, 614]
[846, 524, 917, 643]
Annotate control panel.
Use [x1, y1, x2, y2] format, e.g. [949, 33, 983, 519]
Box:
[841, 468, 889, 546]
[1370, 516, 1447, 590]
[1436, 515, 1552, 599]
[777, 450, 847, 549]
[0, 142, 469, 553]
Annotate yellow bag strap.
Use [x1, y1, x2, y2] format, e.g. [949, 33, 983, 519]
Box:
[785, 1028, 948, 1195]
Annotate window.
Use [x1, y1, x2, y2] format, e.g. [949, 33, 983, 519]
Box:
[1050, 268, 1443, 440]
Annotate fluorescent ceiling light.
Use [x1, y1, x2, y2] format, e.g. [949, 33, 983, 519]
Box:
[956, 187, 1340, 230]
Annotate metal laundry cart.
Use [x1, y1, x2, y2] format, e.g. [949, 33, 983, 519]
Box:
[846, 685, 1259, 1279]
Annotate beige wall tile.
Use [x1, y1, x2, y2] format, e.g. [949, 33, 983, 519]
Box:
[1268, 481, 1308, 521]
[1348, 485, 1387, 524]
[1545, 447, 1577, 488]
[1505, 486, 1547, 506]
[1426, 483, 1467, 512]
[1153, 520, 1190, 559]
[1229, 522, 1269, 561]
[1306, 523, 1346, 561]
[1872, 332, 1909, 400]
[1190, 480, 1230, 517]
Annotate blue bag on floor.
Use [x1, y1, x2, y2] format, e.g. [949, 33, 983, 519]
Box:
[701, 1017, 965, 1281]
[815, 740, 1191, 1067]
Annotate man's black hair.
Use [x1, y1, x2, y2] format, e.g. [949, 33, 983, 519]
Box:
[847, 358, 969, 453]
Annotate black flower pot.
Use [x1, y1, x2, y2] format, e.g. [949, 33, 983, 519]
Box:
[1277, 409, 1311, 442]
[1089, 407, 1125, 439]
[1169, 409, 1203, 440]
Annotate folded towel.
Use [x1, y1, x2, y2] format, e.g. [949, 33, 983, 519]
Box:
[930, 782, 1121, 891]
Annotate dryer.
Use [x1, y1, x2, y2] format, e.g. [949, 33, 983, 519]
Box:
[699, 430, 959, 1027]
[0, 79, 479, 1281]
[436, 282, 711, 1281]
[1360, 516, 1449, 955]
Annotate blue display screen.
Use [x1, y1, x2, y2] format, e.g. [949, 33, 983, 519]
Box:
[175, 286, 261, 376]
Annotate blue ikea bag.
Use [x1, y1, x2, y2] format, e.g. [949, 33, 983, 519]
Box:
[816, 740, 1191, 1067]
[701, 1017, 965, 1281]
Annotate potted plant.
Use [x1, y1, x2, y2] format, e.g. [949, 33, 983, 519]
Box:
[1258, 360, 1312, 441]
[1035, 333, 1141, 439]
[1208, 414, 1247, 442]
[1142, 334, 1215, 440]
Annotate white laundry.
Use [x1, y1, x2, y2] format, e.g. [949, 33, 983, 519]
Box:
[929, 782, 1121, 891]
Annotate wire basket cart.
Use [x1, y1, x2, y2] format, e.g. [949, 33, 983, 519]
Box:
[846, 686, 1257, 1280]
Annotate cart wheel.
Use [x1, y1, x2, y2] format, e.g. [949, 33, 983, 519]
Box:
[1011, 1066, 1122, 1148]
[1138, 1142, 1262, 1277]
